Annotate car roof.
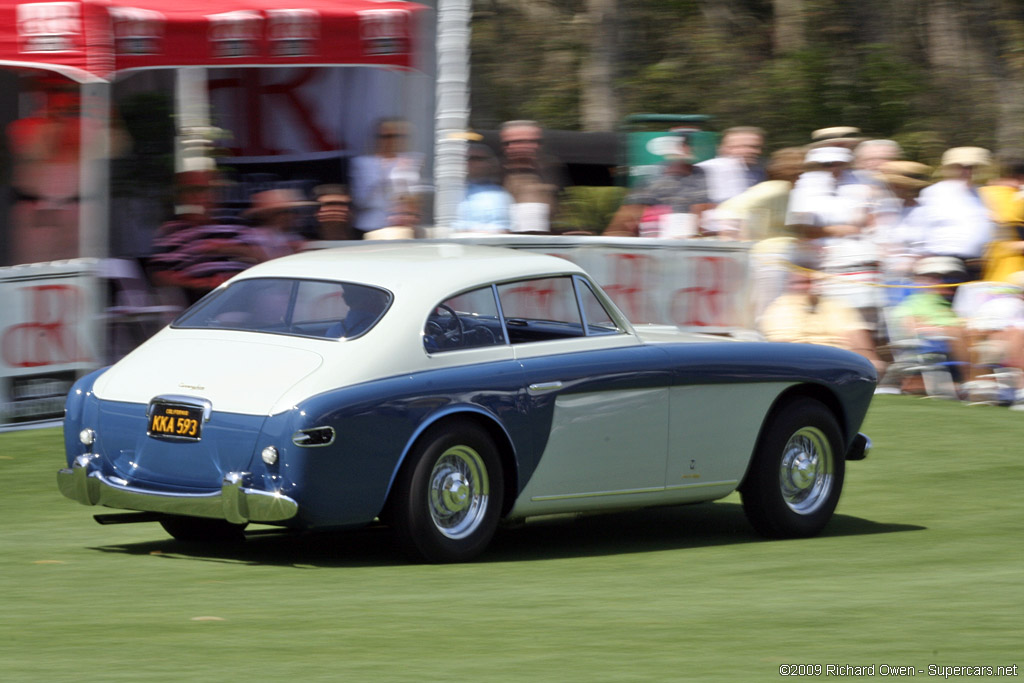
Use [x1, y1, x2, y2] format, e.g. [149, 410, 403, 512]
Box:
[232, 242, 588, 294]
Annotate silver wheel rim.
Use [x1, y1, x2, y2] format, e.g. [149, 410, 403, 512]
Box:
[779, 426, 834, 515]
[428, 444, 490, 539]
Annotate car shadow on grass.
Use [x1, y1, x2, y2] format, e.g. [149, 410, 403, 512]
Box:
[88, 502, 924, 567]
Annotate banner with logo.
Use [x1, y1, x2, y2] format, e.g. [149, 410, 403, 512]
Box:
[0, 260, 100, 429]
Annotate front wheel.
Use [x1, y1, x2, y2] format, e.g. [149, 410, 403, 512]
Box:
[390, 420, 503, 563]
[740, 398, 845, 538]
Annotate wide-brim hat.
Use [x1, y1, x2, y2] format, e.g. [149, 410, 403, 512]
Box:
[364, 227, 415, 240]
[243, 188, 316, 218]
[941, 146, 992, 168]
[810, 126, 865, 147]
[914, 256, 966, 277]
[805, 146, 853, 165]
[313, 184, 350, 201]
[879, 161, 934, 189]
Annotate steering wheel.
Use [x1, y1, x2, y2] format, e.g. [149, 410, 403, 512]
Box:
[426, 304, 465, 348]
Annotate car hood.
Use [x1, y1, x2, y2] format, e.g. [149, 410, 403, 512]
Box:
[92, 334, 324, 416]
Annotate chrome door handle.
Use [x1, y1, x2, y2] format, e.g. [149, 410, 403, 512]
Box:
[527, 381, 563, 396]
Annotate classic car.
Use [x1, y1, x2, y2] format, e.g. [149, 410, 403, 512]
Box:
[59, 243, 875, 562]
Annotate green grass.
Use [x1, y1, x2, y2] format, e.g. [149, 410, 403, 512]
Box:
[1, 395, 1021, 681]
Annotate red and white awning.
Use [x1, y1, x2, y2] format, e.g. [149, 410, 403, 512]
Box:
[0, 0, 427, 82]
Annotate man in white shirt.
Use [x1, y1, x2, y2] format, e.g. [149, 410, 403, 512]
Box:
[918, 147, 995, 281]
[697, 126, 766, 204]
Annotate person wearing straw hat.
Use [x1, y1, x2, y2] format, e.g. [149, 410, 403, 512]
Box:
[917, 146, 995, 281]
[149, 169, 251, 304]
[872, 160, 935, 285]
[241, 188, 315, 262]
[809, 126, 866, 150]
[759, 254, 887, 375]
[786, 145, 882, 333]
[312, 184, 356, 241]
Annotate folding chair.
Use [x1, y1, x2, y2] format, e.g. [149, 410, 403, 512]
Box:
[879, 306, 961, 400]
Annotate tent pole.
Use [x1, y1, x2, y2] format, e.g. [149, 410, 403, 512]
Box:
[174, 66, 215, 174]
[432, 0, 471, 233]
[78, 81, 110, 260]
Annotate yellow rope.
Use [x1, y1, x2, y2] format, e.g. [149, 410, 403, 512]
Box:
[786, 262, 976, 289]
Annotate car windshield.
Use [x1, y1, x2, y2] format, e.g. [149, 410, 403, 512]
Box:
[173, 277, 392, 340]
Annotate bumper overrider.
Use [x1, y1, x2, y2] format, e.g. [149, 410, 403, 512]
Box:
[846, 432, 872, 461]
[57, 454, 298, 525]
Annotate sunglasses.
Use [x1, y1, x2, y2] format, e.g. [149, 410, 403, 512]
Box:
[321, 200, 352, 207]
[378, 132, 407, 139]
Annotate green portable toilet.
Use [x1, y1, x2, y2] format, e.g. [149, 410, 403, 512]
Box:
[623, 114, 719, 187]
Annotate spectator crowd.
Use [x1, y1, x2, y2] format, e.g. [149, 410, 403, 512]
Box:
[144, 119, 1024, 405]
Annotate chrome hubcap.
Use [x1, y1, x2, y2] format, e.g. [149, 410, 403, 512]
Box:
[428, 445, 490, 539]
[779, 426, 833, 515]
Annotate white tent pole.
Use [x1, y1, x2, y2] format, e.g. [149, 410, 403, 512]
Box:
[174, 66, 214, 174]
[78, 80, 110, 259]
[432, 0, 471, 233]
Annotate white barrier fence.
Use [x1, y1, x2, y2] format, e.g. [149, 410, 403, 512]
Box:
[429, 235, 754, 333]
[0, 259, 102, 430]
[0, 237, 753, 430]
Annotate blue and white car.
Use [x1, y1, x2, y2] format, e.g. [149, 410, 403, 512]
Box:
[59, 243, 875, 562]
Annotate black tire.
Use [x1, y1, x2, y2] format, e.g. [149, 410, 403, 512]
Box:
[159, 515, 247, 543]
[390, 420, 503, 563]
[740, 398, 845, 538]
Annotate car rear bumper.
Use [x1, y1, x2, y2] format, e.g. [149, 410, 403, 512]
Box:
[57, 454, 298, 524]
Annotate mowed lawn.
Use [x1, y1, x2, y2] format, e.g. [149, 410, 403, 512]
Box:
[1, 395, 1020, 682]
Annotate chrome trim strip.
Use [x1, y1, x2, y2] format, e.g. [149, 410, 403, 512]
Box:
[531, 480, 738, 502]
[663, 479, 740, 492]
[527, 381, 563, 396]
[57, 459, 297, 523]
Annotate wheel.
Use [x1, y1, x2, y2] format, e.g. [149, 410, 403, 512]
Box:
[390, 420, 503, 563]
[159, 515, 247, 543]
[740, 398, 845, 538]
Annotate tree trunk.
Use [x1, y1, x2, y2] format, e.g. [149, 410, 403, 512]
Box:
[992, 2, 1024, 157]
[580, 0, 619, 132]
[773, 0, 805, 55]
[925, 0, 967, 71]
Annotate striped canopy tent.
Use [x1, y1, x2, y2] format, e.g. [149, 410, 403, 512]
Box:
[0, 0, 430, 264]
[0, 0, 427, 83]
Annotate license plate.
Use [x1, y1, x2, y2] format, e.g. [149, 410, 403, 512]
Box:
[147, 401, 204, 441]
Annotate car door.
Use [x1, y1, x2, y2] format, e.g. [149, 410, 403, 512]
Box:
[500, 275, 673, 515]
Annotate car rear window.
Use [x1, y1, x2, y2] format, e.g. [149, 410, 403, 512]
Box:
[173, 277, 392, 339]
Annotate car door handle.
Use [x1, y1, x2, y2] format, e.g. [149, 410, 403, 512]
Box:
[528, 381, 563, 396]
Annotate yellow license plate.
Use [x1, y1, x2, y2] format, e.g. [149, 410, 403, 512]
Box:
[147, 402, 203, 441]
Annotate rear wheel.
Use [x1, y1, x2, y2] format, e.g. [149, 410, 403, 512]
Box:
[740, 398, 845, 538]
[159, 515, 247, 543]
[390, 420, 503, 563]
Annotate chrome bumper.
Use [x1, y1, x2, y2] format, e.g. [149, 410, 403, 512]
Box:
[57, 454, 298, 524]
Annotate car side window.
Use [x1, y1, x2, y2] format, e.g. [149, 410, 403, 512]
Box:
[424, 286, 506, 353]
[497, 276, 586, 343]
[577, 278, 624, 336]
